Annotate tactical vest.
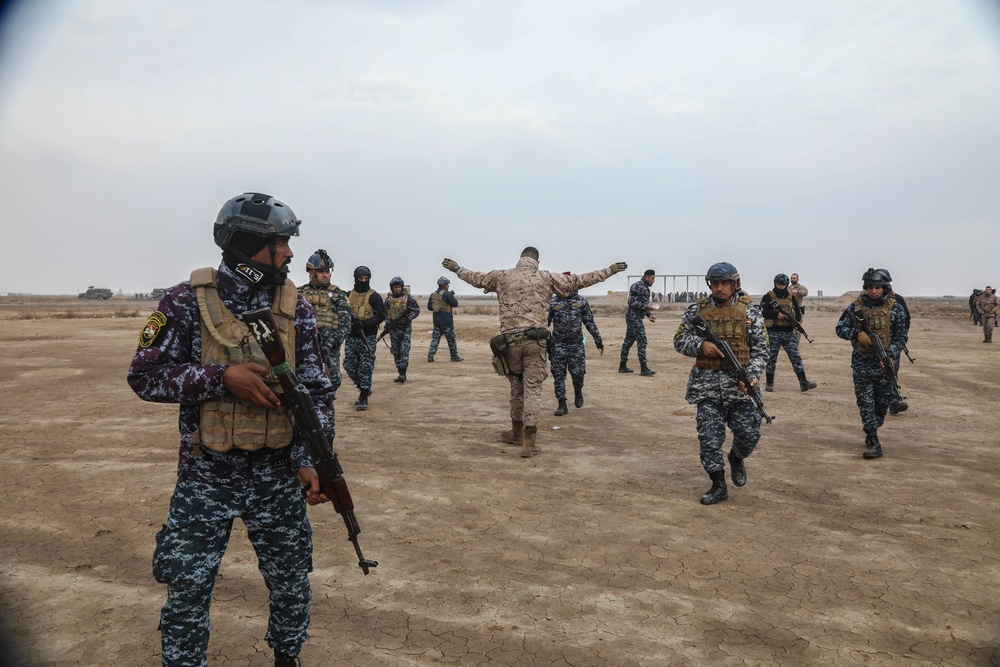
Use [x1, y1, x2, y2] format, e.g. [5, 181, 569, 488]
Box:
[349, 289, 374, 319]
[852, 295, 896, 349]
[385, 293, 409, 320]
[190, 268, 297, 453]
[300, 284, 339, 330]
[695, 294, 752, 370]
[763, 290, 794, 328]
[430, 290, 453, 313]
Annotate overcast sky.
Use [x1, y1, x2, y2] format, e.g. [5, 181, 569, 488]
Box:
[1, 0, 998, 298]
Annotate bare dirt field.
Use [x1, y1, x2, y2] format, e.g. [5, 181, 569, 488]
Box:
[1, 296, 998, 666]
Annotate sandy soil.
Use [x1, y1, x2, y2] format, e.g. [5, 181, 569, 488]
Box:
[0, 298, 998, 666]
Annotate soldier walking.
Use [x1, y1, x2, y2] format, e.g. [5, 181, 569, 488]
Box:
[383, 276, 420, 383]
[548, 273, 604, 416]
[344, 266, 385, 411]
[299, 249, 352, 412]
[673, 262, 768, 505]
[427, 276, 463, 362]
[760, 273, 816, 393]
[976, 286, 999, 343]
[443, 248, 626, 457]
[620, 269, 657, 376]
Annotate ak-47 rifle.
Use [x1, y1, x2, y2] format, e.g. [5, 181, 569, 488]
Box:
[901, 344, 915, 363]
[376, 315, 406, 346]
[770, 301, 813, 343]
[690, 313, 774, 424]
[350, 315, 373, 354]
[243, 308, 378, 576]
[851, 309, 904, 398]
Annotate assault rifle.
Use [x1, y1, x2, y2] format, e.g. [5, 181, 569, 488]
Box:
[902, 344, 915, 363]
[243, 308, 378, 576]
[690, 313, 774, 424]
[851, 309, 903, 398]
[376, 315, 406, 345]
[349, 315, 373, 354]
[770, 302, 813, 343]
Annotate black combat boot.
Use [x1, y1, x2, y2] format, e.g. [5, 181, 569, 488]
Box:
[889, 399, 908, 414]
[796, 372, 817, 392]
[274, 650, 301, 666]
[640, 363, 656, 376]
[863, 432, 883, 459]
[619, 359, 634, 373]
[764, 372, 774, 392]
[356, 388, 369, 411]
[700, 470, 729, 505]
[554, 399, 568, 416]
[727, 449, 747, 487]
[573, 380, 584, 408]
[451, 355, 464, 362]
[394, 369, 406, 383]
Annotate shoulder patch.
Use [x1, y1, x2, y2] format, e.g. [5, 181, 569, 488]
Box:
[139, 311, 168, 348]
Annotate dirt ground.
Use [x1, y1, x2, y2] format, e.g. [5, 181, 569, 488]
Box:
[1, 297, 998, 666]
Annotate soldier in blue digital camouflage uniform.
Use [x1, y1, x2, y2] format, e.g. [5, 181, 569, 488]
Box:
[760, 273, 817, 393]
[344, 266, 385, 411]
[127, 193, 334, 667]
[881, 269, 911, 415]
[382, 276, 420, 383]
[835, 268, 909, 459]
[674, 262, 769, 505]
[548, 273, 603, 416]
[427, 276, 463, 362]
[299, 249, 352, 419]
[620, 269, 657, 376]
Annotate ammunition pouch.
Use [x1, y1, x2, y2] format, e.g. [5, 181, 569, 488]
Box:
[489, 334, 512, 377]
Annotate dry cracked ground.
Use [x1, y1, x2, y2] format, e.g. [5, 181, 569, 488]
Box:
[0, 296, 998, 666]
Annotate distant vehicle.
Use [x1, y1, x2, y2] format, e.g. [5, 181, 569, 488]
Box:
[78, 286, 113, 300]
[151, 288, 166, 299]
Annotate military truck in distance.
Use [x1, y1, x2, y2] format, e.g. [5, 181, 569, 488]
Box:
[78, 286, 113, 300]
[151, 288, 166, 299]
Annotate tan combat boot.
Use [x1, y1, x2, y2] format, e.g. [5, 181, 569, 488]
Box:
[500, 420, 524, 444]
[520, 426, 540, 458]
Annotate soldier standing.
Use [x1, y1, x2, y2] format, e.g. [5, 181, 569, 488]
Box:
[443, 248, 626, 457]
[547, 272, 604, 416]
[620, 269, 657, 376]
[976, 286, 999, 343]
[383, 276, 420, 383]
[344, 266, 385, 411]
[127, 193, 333, 667]
[788, 273, 809, 320]
[835, 268, 909, 459]
[881, 270, 911, 414]
[760, 273, 817, 393]
[970, 289, 983, 325]
[427, 276, 463, 362]
[673, 262, 768, 505]
[299, 249, 352, 408]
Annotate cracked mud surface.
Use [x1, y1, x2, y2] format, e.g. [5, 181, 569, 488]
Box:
[1, 303, 998, 666]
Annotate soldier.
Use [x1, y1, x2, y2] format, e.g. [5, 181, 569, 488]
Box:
[835, 268, 909, 459]
[443, 248, 626, 457]
[344, 266, 385, 411]
[547, 272, 604, 416]
[880, 269, 911, 414]
[970, 289, 983, 325]
[299, 249, 352, 408]
[127, 193, 333, 667]
[620, 269, 657, 376]
[788, 273, 808, 319]
[673, 262, 768, 505]
[382, 276, 420, 383]
[760, 273, 817, 393]
[427, 276, 463, 362]
[976, 286, 999, 343]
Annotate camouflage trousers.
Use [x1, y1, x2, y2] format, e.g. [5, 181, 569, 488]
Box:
[852, 358, 893, 434]
[327, 346, 344, 397]
[983, 314, 997, 342]
[766, 330, 806, 376]
[344, 335, 377, 391]
[153, 476, 313, 667]
[504, 339, 549, 428]
[620, 314, 648, 364]
[550, 340, 586, 401]
[695, 397, 761, 474]
[428, 324, 460, 360]
[387, 325, 412, 372]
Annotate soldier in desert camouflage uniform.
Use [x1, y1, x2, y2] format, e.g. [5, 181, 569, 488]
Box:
[443, 248, 626, 457]
[976, 286, 999, 343]
[674, 262, 769, 505]
[548, 274, 604, 416]
[788, 273, 808, 319]
[127, 193, 333, 667]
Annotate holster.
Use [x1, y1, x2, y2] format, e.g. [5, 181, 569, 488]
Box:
[489, 334, 512, 377]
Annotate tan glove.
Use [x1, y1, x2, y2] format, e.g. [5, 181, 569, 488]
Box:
[609, 261, 627, 274]
[442, 258, 460, 272]
[855, 331, 873, 352]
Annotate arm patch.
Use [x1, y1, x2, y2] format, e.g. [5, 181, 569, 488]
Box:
[139, 311, 168, 348]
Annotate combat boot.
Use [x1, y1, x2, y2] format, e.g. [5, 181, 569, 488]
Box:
[796, 372, 817, 392]
[394, 369, 406, 383]
[619, 360, 634, 374]
[520, 426, 540, 458]
[863, 432, 883, 459]
[640, 363, 656, 376]
[356, 388, 369, 411]
[764, 372, 774, 392]
[700, 470, 729, 505]
[554, 399, 568, 416]
[500, 420, 524, 444]
[727, 450, 747, 487]
[573, 381, 584, 409]
[451, 355, 464, 362]
[274, 651, 301, 667]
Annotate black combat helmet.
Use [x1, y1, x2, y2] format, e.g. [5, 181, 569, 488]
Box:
[214, 193, 300, 251]
[705, 262, 740, 288]
[862, 268, 891, 288]
[354, 266, 372, 279]
[306, 249, 333, 271]
[389, 276, 405, 289]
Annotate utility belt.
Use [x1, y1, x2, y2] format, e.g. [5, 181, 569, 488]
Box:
[502, 327, 551, 344]
[489, 328, 550, 376]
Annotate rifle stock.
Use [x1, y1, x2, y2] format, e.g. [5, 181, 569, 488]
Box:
[243, 307, 378, 575]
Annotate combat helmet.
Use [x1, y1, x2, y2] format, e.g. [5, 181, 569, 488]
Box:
[389, 276, 405, 289]
[213, 193, 300, 250]
[705, 262, 740, 288]
[354, 266, 372, 279]
[773, 273, 789, 285]
[862, 268, 891, 288]
[306, 249, 333, 271]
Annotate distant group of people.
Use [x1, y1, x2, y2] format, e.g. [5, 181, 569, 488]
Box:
[971, 286, 998, 343]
